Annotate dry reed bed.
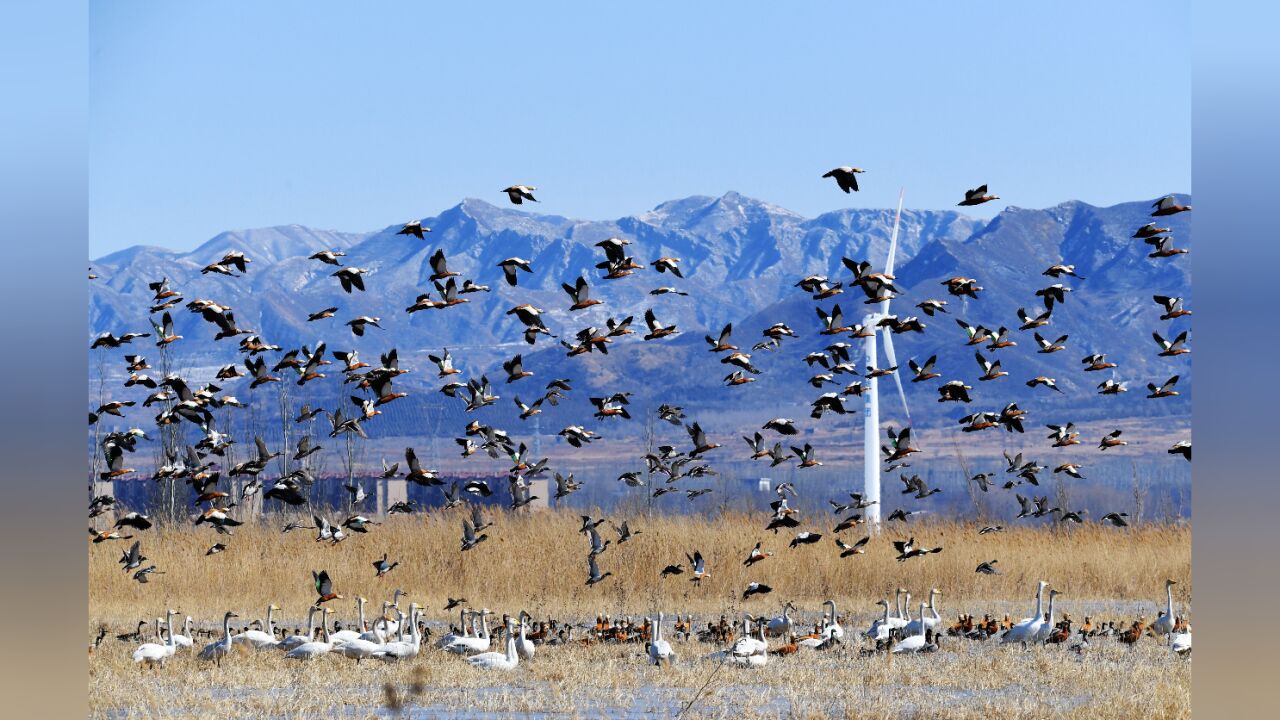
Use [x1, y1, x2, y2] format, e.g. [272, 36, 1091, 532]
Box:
[88, 632, 1190, 719]
[90, 509, 1190, 629]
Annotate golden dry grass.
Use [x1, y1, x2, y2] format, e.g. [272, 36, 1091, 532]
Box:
[89, 510, 1190, 718]
[91, 509, 1189, 624]
[88, 628, 1191, 719]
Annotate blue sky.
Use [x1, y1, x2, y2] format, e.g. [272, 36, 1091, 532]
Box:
[89, 1, 1189, 256]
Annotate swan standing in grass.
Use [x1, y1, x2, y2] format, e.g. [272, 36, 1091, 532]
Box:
[904, 589, 943, 636]
[285, 608, 335, 660]
[887, 588, 910, 630]
[132, 611, 177, 667]
[197, 611, 239, 666]
[890, 589, 911, 627]
[892, 603, 930, 653]
[437, 608, 472, 647]
[169, 615, 194, 649]
[1149, 580, 1177, 636]
[376, 605, 422, 661]
[865, 599, 893, 642]
[444, 608, 491, 654]
[766, 602, 795, 637]
[733, 619, 769, 667]
[515, 612, 535, 661]
[1169, 628, 1192, 656]
[704, 618, 764, 666]
[233, 604, 280, 649]
[280, 607, 320, 651]
[648, 612, 675, 666]
[822, 599, 844, 641]
[330, 597, 369, 645]
[732, 617, 766, 657]
[371, 589, 407, 638]
[1032, 590, 1060, 644]
[468, 617, 519, 671]
[1002, 581, 1049, 645]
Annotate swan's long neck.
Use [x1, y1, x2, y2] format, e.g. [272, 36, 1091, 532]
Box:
[306, 607, 317, 638]
[506, 624, 518, 662]
[916, 604, 927, 637]
[266, 605, 275, 634]
[221, 615, 233, 648]
[480, 613, 490, 640]
[1165, 585, 1174, 617]
[357, 598, 366, 630]
[894, 590, 903, 619]
[1033, 585, 1045, 621]
[656, 612, 663, 644]
[881, 603, 890, 624]
[1046, 593, 1056, 624]
[165, 614, 176, 648]
[903, 595, 913, 622]
[520, 617, 529, 643]
[826, 601, 837, 625]
[929, 591, 940, 621]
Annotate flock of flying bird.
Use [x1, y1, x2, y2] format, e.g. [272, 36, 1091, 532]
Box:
[90, 173, 1190, 669]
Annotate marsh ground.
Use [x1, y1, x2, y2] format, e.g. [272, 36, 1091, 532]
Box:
[89, 511, 1190, 719]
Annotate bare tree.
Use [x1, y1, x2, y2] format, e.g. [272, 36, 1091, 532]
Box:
[89, 352, 109, 502]
[276, 381, 293, 477]
[1131, 460, 1149, 526]
[154, 339, 184, 524]
[954, 442, 987, 524]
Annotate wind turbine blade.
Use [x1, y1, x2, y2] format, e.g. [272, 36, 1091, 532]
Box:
[881, 328, 912, 427]
[883, 188, 906, 279]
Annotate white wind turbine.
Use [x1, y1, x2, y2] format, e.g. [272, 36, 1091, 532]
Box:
[861, 189, 912, 530]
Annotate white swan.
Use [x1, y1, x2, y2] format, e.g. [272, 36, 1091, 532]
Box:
[892, 603, 930, 653]
[197, 611, 239, 666]
[766, 602, 795, 637]
[371, 590, 407, 638]
[730, 617, 767, 658]
[1002, 581, 1048, 645]
[437, 608, 472, 647]
[280, 607, 320, 650]
[132, 612, 177, 666]
[648, 611, 675, 666]
[170, 615, 194, 649]
[444, 609, 491, 654]
[515, 612, 535, 661]
[887, 588, 910, 630]
[822, 599, 844, 641]
[904, 589, 943, 636]
[733, 619, 768, 667]
[468, 617, 519, 671]
[233, 604, 280, 649]
[1149, 580, 1177, 636]
[375, 605, 422, 661]
[865, 599, 892, 641]
[285, 608, 335, 659]
[330, 597, 369, 645]
[1169, 629, 1191, 656]
[1032, 590, 1059, 644]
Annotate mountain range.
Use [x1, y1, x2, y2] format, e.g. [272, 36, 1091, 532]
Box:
[89, 192, 1190, 448]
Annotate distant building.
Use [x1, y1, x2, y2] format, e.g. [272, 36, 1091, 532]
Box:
[526, 478, 550, 510]
[758, 477, 772, 493]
